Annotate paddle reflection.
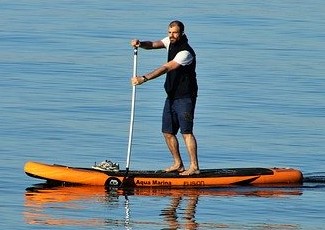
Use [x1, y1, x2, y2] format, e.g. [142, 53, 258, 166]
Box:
[24, 184, 302, 229]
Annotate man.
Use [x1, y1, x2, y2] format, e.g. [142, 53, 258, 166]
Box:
[131, 20, 199, 175]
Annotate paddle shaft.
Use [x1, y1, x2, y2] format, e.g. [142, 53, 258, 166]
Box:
[126, 48, 138, 174]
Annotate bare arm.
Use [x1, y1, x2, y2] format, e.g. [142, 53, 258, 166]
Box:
[131, 60, 181, 85]
[131, 39, 165, 49]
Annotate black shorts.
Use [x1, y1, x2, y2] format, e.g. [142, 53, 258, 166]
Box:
[162, 98, 196, 135]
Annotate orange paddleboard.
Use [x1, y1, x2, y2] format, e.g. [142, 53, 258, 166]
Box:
[24, 161, 303, 188]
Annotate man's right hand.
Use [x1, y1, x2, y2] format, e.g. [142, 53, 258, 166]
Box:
[131, 39, 141, 47]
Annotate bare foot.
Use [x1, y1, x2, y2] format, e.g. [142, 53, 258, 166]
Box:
[164, 165, 185, 173]
[179, 168, 200, 176]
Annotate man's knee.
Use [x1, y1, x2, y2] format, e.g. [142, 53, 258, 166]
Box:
[163, 132, 175, 139]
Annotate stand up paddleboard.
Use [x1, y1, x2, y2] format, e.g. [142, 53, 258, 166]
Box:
[24, 161, 303, 188]
[24, 48, 303, 188]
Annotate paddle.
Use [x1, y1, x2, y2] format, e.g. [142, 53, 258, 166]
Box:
[125, 47, 138, 176]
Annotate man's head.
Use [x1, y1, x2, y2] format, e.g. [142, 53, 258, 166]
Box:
[168, 20, 185, 44]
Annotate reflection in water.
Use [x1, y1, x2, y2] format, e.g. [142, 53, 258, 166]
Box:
[160, 195, 198, 230]
[124, 197, 131, 230]
[24, 184, 302, 229]
[24, 185, 115, 227]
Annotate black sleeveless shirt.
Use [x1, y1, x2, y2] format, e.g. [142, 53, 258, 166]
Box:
[164, 35, 198, 99]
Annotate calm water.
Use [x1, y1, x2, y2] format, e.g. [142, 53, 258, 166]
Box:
[1, 0, 325, 229]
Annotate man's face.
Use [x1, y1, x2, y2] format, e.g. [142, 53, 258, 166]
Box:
[168, 25, 182, 44]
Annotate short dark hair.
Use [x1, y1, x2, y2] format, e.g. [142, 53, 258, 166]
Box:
[169, 20, 185, 34]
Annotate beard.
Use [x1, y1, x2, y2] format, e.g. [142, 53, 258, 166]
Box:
[169, 37, 177, 43]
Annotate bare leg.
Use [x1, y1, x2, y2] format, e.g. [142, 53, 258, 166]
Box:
[179, 133, 199, 175]
[163, 132, 185, 172]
